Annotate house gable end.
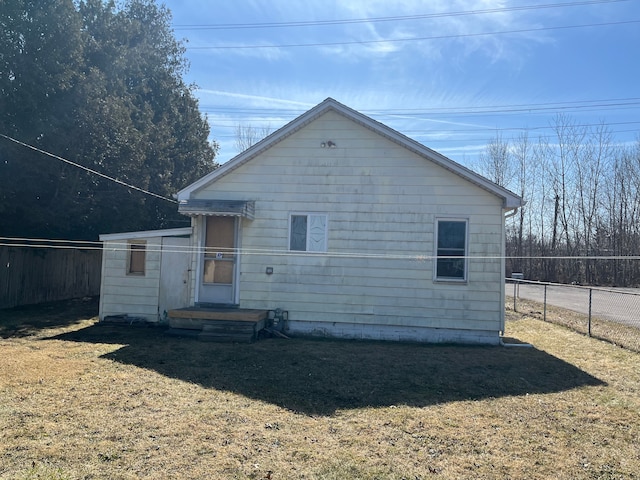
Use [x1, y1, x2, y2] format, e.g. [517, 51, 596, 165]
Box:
[176, 98, 522, 209]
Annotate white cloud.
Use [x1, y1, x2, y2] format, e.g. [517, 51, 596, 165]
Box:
[189, 43, 291, 61]
[297, 0, 547, 62]
[180, 0, 543, 60]
[196, 89, 315, 109]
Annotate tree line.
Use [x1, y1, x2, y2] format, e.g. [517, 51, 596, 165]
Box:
[3, 3, 637, 288]
[0, 0, 218, 241]
[477, 115, 640, 287]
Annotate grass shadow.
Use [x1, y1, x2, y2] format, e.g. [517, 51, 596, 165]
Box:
[53, 323, 606, 416]
[0, 297, 98, 338]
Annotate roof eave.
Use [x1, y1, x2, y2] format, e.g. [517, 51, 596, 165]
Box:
[99, 227, 192, 242]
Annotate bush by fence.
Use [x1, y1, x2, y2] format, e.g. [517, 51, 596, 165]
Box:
[0, 246, 102, 309]
[508, 279, 640, 353]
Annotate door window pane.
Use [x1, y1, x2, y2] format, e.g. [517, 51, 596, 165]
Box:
[203, 259, 234, 284]
[205, 216, 235, 257]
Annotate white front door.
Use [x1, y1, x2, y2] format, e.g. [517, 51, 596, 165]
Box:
[199, 216, 237, 305]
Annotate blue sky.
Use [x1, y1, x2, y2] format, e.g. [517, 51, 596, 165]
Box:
[161, 0, 639, 167]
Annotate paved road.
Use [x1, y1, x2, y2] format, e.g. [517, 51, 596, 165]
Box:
[507, 282, 640, 329]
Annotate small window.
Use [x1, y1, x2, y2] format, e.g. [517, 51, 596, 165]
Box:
[128, 241, 146, 275]
[435, 219, 467, 281]
[289, 214, 327, 252]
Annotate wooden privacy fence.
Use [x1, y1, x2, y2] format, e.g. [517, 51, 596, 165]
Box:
[0, 246, 102, 309]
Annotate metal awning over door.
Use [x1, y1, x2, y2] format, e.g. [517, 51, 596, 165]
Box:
[178, 199, 255, 220]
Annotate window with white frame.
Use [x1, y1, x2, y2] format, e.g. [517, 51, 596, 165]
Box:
[289, 214, 327, 252]
[435, 219, 468, 281]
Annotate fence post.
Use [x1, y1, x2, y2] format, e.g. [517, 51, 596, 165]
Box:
[543, 284, 547, 322]
[588, 288, 593, 337]
[510, 273, 524, 313]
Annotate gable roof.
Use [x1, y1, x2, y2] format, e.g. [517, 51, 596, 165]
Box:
[177, 98, 523, 209]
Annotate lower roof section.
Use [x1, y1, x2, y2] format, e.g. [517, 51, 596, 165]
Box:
[99, 227, 192, 242]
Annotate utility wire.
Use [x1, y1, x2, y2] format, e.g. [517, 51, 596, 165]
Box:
[371, 101, 640, 116]
[212, 119, 640, 132]
[211, 129, 640, 145]
[196, 97, 640, 116]
[199, 99, 640, 141]
[187, 19, 640, 49]
[2, 239, 640, 261]
[0, 133, 177, 204]
[198, 101, 640, 121]
[404, 120, 640, 134]
[174, 0, 628, 30]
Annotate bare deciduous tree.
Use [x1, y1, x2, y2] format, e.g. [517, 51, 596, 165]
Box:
[498, 117, 639, 286]
[478, 132, 513, 189]
[234, 124, 272, 153]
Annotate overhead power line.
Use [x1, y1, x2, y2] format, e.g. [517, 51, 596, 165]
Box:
[209, 121, 640, 142]
[187, 19, 640, 50]
[370, 99, 640, 116]
[0, 133, 177, 204]
[197, 98, 640, 119]
[2, 238, 640, 261]
[174, 0, 628, 30]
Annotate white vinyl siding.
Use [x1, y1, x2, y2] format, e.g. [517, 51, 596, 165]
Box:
[100, 237, 161, 321]
[191, 110, 506, 343]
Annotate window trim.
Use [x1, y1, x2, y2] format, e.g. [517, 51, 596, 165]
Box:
[127, 240, 146, 276]
[288, 213, 328, 253]
[434, 218, 469, 283]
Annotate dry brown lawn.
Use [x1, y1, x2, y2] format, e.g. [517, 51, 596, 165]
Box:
[1, 298, 639, 479]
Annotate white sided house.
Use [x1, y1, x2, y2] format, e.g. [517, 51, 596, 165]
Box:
[99, 98, 522, 344]
[175, 98, 521, 344]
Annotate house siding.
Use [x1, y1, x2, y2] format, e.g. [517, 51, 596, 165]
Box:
[99, 237, 162, 322]
[190, 110, 506, 343]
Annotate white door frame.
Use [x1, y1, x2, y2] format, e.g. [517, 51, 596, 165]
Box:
[195, 215, 240, 305]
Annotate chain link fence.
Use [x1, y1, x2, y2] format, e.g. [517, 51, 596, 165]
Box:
[507, 279, 640, 353]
